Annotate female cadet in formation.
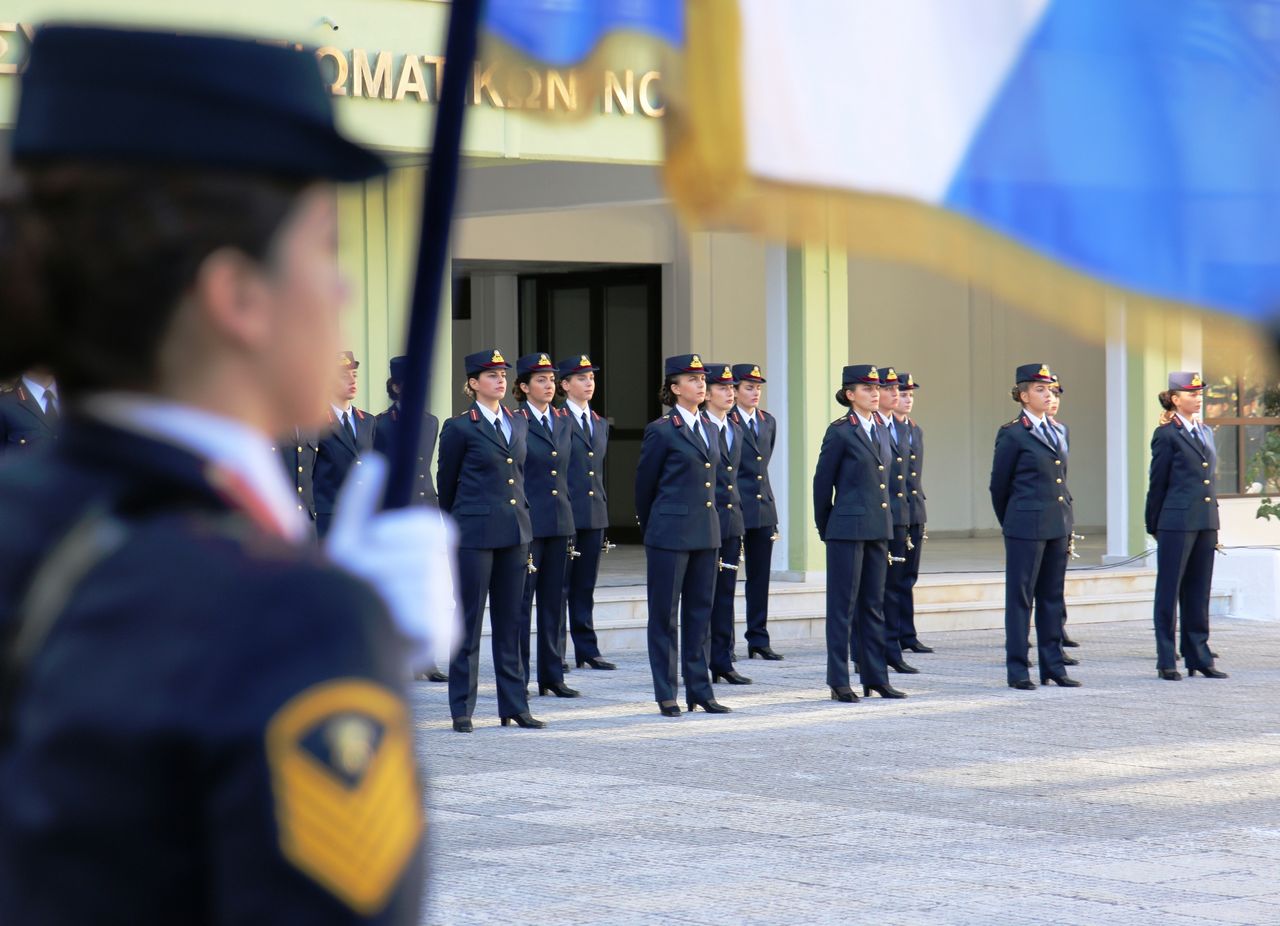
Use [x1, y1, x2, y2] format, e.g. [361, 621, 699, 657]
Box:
[634, 354, 730, 716]
[0, 26, 428, 921]
[989, 364, 1079, 690]
[813, 365, 907, 702]
[890, 372, 933, 654]
[438, 349, 545, 731]
[515, 352, 579, 698]
[874, 367, 920, 676]
[1144, 372, 1227, 680]
[557, 354, 617, 670]
[730, 363, 785, 660]
[702, 363, 752, 685]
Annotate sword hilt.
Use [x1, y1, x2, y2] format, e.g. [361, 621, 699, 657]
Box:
[526, 553, 538, 574]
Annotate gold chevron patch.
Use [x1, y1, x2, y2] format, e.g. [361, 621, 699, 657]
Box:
[265, 679, 422, 914]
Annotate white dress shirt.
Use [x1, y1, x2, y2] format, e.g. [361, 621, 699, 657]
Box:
[475, 401, 511, 442]
[22, 376, 57, 414]
[565, 398, 593, 436]
[674, 403, 708, 446]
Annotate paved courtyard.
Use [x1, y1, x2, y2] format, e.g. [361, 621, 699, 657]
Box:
[412, 618, 1280, 926]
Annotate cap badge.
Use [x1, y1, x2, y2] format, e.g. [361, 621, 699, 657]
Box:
[885, 368, 897, 382]
[721, 367, 733, 380]
[690, 355, 703, 369]
[751, 365, 761, 378]
[1038, 364, 1051, 379]
[580, 354, 591, 367]
[491, 349, 505, 365]
[537, 354, 551, 366]
[1190, 373, 1203, 387]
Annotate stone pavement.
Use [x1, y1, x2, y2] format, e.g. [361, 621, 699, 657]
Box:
[412, 618, 1280, 926]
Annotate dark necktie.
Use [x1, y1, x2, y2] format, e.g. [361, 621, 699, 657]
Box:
[1194, 424, 1206, 447]
[493, 417, 508, 447]
[718, 425, 729, 457]
[693, 419, 707, 449]
[342, 411, 356, 443]
[869, 421, 879, 447]
[750, 416, 759, 438]
[541, 414, 553, 438]
[43, 392, 60, 424]
[580, 410, 591, 437]
[1041, 421, 1059, 449]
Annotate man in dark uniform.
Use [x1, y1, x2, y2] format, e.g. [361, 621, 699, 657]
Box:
[374, 355, 439, 506]
[314, 351, 377, 538]
[892, 373, 933, 654]
[875, 368, 920, 676]
[730, 363, 784, 661]
[557, 354, 617, 670]
[0, 26, 424, 923]
[0, 369, 60, 455]
[276, 427, 319, 538]
[703, 363, 751, 685]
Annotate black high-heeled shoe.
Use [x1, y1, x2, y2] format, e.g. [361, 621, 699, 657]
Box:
[658, 700, 682, 717]
[500, 712, 547, 728]
[576, 656, 617, 670]
[903, 641, 935, 654]
[887, 659, 920, 675]
[686, 698, 732, 713]
[711, 669, 753, 685]
[1061, 634, 1080, 648]
[452, 717, 473, 733]
[829, 685, 859, 703]
[538, 681, 581, 698]
[748, 645, 784, 660]
[1158, 668, 1182, 681]
[1189, 666, 1229, 678]
[1008, 679, 1037, 690]
[863, 684, 907, 699]
[1040, 675, 1082, 687]
[1061, 654, 1080, 666]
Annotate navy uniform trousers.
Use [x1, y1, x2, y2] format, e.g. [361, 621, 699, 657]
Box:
[707, 416, 745, 675]
[565, 529, 604, 660]
[828, 539, 890, 688]
[888, 524, 924, 647]
[647, 548, 717, 704]
[562, 408, 610, 662]
[741, 526, 775, 649]
[1003, 535, 1069, 681]
[709, 536, 742, 674]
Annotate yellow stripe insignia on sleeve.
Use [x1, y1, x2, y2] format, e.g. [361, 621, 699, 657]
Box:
[265, 679, 422, 914]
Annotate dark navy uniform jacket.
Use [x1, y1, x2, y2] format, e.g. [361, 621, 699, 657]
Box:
[0, 384, 58, 455]
[877, 413, 911, 528]
[517, 404, 575, 538]
[276, 428, 318, 525]
[989, 412, 1073, 540]
[812, 414, 893, 542]
[635, 410, 721, 551]
[563, 405, 609, 531]
[903, 418, 927, 525]
[313, 407, 376, 520]
[0, 419, 423, 925]
[373, 405, 439, 506]
[731, 407, 777, 529]
[704, 413, 745, 540]
[437, 403, 533, 550]
[1145, 416, 1220, 534]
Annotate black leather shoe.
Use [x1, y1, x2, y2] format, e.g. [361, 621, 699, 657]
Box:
[1061, 634, 1080, 648]
[577, 656, 617, 670]
[415, 669, 448, 682]
[1189, 667, 1229, 678]
[863, 684, 907, 699]
[452, 717, 473, 733]
[1040, 675, 1082, 687]
[829, 685, 859, 703]
[687, 698, 732, 713]
[538, 681, 581, 698]
[1158, 668, 1183, 680]
[712, 669, 753, 685]
[500, 712, 547, 728]
[903, 641, 934, 654]
[1061, 654, 1080, 666]
[1008, 679, 1037, 690]
[658, 700, 682, 717]
[748, 645, 784, 660]
[887, 659, 920, 675]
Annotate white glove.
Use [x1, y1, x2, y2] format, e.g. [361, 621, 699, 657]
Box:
[325, 452, 461, 674]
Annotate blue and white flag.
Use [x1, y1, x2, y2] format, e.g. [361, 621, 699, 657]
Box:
[484, 0, 684, 67]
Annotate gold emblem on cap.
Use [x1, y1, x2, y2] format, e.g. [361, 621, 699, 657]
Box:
[1038, 364, 1051, 379]
[339, 353, 353, 367]
[491, 349, 505, 364]
[690, 355, 703, 369]
[868, 366, 879, 379]
[537, 354, 551, 366]
[885, 368, 897, 381]
[1190, 373, 1203, 387]
[580, 354, 591, 366]
[751, 365, 762, 378]
[907, 374, 915, 387]
[721, 367, 733, 380]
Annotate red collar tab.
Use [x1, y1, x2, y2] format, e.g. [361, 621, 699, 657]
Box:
[671, 414, 682, 428]
[469, 408, 479, 421]
[1021, 414, 1033, 429]
[203, 463, 287, 539]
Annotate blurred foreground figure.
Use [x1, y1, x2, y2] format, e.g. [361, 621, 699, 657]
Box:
[0, 26, 426, 924]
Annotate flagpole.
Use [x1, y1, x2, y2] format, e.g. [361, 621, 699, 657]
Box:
[384, 0, 485, 510]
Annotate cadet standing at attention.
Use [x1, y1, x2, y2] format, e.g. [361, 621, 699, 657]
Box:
[437, 349, 544, 731]
[0, 369, 60, 455]
[314, 351, 376, 538]
[0, 26, 428, 922]
[515, 353, 579, 698]
[1145, 372, 1227, 680]
[703, 363, 752, 685]
[1047, 374, 1080, 658]
[635, 354, 730, 716]
[890, 373, 933, 654]
[990, 364, 1079, 690]
[557, 354, 617, 671]
[730, 363, 784, 661]
[376, 354, 447, 682]
[813, 365, 906, 702]
[874, 368, 920, 677]
[276, 425, 319, 539]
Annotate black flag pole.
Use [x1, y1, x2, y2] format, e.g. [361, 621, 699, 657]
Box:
[384, 0, 485, 510]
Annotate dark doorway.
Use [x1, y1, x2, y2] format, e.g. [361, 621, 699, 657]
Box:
[518, 266, 661, 545]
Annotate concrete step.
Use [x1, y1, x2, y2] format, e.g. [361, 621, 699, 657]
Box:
[480, 566, 1229, 653]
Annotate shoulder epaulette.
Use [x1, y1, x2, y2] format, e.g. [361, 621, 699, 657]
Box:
[671, 414, 682, 428]
[832, 416, 848, 426]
